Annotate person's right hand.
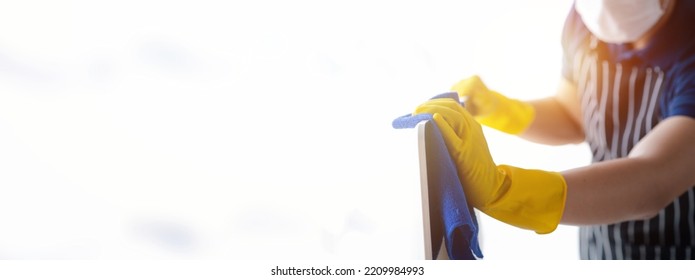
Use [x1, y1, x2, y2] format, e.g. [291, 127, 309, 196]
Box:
[450, 75, 535, 135]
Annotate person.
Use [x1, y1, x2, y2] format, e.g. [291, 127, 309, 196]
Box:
[413, 0, 695, 259]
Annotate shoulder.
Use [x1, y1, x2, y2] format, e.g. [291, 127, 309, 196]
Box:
[662, 54, 695, 119]
[561, 5, 590, 52]
[560, 4, 592, 82]
[655, 1, 695, 118]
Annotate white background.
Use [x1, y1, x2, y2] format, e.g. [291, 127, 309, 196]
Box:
[0, 0, 590, 259]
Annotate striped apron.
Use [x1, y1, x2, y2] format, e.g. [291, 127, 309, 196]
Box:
[577, 37, 695, 259]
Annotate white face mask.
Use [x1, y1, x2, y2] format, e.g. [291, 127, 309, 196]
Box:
[575, 0, 668, 44]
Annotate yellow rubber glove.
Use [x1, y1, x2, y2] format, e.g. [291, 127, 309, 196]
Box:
[413, 98, 566, 234]
[450, 75, 535, 135]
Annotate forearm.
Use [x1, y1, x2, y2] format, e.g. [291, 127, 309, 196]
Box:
[517, 78, 584, 145]
[562, 157, 674, 225]
[561, 116, 695, 225]
[520, 97, 585, 145]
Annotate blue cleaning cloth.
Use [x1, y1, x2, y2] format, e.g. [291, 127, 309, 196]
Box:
[392, 92, 483, 260]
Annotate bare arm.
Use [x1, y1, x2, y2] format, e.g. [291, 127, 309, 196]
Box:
[521, 78, 585, 145]
[511, 78, 695, 225]
[561, 116, 695, 225]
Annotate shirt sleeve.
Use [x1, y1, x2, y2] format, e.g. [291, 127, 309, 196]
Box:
[664, 56, 695, 119]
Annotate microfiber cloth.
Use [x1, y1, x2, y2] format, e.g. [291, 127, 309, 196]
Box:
[392, 92, 483, 260]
